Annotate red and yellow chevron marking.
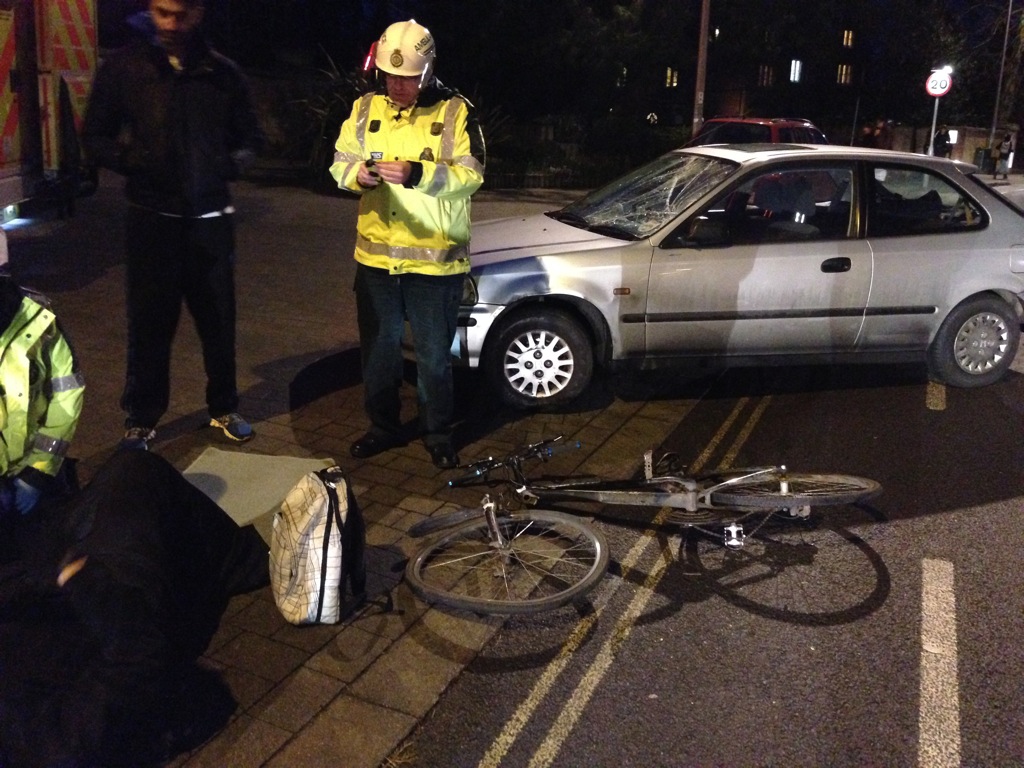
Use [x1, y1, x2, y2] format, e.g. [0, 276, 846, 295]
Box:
[36, 0, 97, 74]
[0, 10, 20, 168]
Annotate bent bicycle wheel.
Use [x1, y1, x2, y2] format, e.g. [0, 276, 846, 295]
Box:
[405, 510, 610, 615]
[708, 472, 880, 509]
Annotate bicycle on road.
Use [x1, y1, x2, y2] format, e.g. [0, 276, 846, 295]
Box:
[404, 436, 881, 615]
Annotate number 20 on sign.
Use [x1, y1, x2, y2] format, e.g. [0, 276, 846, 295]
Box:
[926, 72, 952, 98]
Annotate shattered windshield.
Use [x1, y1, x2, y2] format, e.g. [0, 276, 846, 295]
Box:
[549, 152, 737, 239]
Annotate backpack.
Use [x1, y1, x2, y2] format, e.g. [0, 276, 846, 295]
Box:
[269, 466, 366, 624]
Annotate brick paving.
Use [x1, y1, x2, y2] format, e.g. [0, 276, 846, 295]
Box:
[6, 172, 688, 767]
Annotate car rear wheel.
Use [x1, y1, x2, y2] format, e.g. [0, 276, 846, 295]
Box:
[486, 309, 594, 408]
[927, 295, 1020, 388]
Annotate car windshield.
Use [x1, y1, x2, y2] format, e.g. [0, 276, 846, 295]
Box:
[550, 152, 737, 239]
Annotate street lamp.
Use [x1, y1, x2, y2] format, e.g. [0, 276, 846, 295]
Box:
[926, 65, 953, 156]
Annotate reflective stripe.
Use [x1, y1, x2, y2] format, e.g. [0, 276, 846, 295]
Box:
[440, 97, 462, 160]
[357, 233, 468, 264]
[49, 371, 85, 393]
[424, 163, 449, 196]
[354, 93, 374, 151]
[454, 155, 484, 174]
[31, 434, 70, 457]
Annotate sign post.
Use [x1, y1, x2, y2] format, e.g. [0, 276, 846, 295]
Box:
[926, 68, 953, 156]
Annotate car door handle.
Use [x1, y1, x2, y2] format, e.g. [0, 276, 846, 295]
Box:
[821, 257, 851, 273]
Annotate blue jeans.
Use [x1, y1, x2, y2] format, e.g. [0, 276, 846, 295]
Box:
[354, 264, 463, 447]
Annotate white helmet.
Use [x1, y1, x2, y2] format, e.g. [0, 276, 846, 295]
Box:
[374, 19, 435, 87]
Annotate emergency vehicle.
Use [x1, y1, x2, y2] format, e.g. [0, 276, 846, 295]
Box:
[0, 0, 97, 218]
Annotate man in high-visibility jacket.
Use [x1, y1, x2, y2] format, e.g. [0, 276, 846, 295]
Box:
[0, 230, 84, 519]
[330, 19, 485, 469]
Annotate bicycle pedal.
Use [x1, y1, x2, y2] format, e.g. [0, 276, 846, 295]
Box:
[723, 522, 745, 549]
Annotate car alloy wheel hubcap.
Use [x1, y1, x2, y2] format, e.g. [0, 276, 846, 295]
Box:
[953, 312, 1010, 373]
[503, 329, 575, 398]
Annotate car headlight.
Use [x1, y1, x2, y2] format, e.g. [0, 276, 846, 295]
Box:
[460, 274, 478, 305]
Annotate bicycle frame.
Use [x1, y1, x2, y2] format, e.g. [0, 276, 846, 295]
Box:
[519, 466, 787, 513]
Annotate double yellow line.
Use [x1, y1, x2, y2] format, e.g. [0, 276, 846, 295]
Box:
[478, 395, 774, 768]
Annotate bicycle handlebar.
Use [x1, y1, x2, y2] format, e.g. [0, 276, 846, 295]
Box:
[448, 436, 581, 487]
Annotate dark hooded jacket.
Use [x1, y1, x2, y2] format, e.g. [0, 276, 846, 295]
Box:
[81, 13, 263, 217]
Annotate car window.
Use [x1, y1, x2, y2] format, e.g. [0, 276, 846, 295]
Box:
[867, 165, 986, 237]
[679, 164, 855, 246]
[555, 152, 736, 239]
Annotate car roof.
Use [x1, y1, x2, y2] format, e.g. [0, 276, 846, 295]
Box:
[702, 117, 818, 126]
[678, 142, 980, 173]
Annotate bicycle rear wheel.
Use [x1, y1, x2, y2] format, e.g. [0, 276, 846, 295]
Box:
[405, 510, 609, 615]
[708, 472, 879, 509]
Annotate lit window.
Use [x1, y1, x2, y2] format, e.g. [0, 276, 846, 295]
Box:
[843, 29, 854, 48]
[617, 66, 628, 88]
[837, 63, 852, 85]
[758, 65, 774, 87]
[790, 59, 802, 83]
[664, 66, 678, 88]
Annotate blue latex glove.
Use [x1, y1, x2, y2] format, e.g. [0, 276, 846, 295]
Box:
[12, 477, 42, 515]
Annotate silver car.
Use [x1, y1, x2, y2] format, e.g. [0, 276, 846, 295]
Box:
[460, 144, 1024, 408]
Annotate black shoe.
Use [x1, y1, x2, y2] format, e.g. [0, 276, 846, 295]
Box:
[350, 432, 404, 459]
[428, 443, 460, 469]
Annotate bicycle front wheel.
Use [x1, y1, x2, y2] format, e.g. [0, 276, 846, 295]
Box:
[405, 510, 609, 615]
[709, 472, 880, 509]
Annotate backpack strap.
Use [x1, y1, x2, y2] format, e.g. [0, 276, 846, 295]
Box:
[314, 470, 343, 623]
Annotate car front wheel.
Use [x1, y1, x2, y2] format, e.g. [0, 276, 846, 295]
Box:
[485, 309, 594, 408]
[927, 295, 1020, 388]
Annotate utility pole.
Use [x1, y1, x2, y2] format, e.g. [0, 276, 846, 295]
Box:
[989, 0, 1014, 149]
[692, 0, 711, 136]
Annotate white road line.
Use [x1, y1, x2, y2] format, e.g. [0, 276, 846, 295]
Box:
[925, 381, 947, 411]
[477, 396, 762, 768]
[919, 558, 960, 768]
[523, 397, 769, 768]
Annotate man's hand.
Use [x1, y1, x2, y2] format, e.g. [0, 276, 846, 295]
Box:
[13, 477, 41, 515]
[373, 160, 412, 185]
[357, 161, 382, 188]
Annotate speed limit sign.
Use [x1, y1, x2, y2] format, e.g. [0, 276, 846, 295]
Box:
[926, 71, 952, 97]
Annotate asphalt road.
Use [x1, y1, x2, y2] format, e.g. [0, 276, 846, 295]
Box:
[7, 169, 1021, 767]
[391, 362, 1024, 767]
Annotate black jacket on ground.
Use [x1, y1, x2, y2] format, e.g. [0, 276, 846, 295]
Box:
[0, 450, 269, 767]
[81, 18, 263, 217]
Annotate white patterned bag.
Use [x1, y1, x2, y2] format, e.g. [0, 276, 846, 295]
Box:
[270, 466, 366, 624]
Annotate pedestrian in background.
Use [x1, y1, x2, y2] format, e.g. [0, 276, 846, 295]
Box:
[932, 125, 952, 158]
[0, 229, 84, 522]
[330, 19, 485, 469]
[82, 0, 262, 451]
[992, 133, 1013, 180]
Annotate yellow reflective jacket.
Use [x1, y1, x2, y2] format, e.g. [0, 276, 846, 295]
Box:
[0, 292, 85, 482]
[330, 84, 485, 276]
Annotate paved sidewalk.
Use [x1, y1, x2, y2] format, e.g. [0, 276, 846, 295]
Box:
[5, 173, 688, 767]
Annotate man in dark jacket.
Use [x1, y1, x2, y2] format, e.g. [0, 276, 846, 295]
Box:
[82, 0, 263, 451]
[0, 450, 270, 767]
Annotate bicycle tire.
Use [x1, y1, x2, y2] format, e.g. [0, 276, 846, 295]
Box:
[708, 472, 879, 509]
[405, 509, 610, 615]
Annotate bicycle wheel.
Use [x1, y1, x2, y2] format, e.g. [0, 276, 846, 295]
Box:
[405, 510, 609, 615]
[708, 472, 879, 509]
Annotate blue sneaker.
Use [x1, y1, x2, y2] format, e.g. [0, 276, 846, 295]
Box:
[209, 412, 254, 442]
[120, 426, 156, 451]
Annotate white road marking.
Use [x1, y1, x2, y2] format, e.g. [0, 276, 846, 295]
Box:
[925, 381, 947, 411]
[918, 558, 960, 768]
[482, 397, 770, 768]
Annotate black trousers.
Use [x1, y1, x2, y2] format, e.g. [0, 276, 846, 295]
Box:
[122, 206, 239, 428]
